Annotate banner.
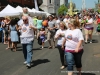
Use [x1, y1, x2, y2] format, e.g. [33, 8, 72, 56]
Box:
[34, 0, 39, 11]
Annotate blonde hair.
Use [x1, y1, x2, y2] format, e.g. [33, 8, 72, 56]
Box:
[69, 19, 80, 28]
[5, 16, 11, 21]
[38, 16, 42, 20]
[60, 21, 67, 29]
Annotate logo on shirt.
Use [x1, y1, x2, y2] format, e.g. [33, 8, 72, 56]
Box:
[22, 27, 27, 32]
[67, 34, 72, 40]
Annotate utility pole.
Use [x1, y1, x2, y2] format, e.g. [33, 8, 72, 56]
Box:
[82, 0, 86, 10]
[98, 0, 100, 3]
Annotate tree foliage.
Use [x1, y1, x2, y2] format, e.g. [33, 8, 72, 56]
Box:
[58, 4, 68, 15]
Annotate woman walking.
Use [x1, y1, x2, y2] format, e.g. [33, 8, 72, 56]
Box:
[55, 22, 67, 69]
[10, 19, 19, 52]
[84, 14, 94, 44]
[3, 16, 11, 49]
[62, 19, 84, 75]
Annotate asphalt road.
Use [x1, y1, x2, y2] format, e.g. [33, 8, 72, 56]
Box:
[0, 23, 100, 75]
[0, 34, 100, 75]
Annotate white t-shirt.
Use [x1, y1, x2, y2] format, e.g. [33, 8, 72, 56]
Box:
[65, 29, 84, 51]
[85, 18, 93, 28]
[55, 29, 66, 45]
[55, 19, 60, 29]
[20, 24, 34, 44]
[63, 18, 70, 28]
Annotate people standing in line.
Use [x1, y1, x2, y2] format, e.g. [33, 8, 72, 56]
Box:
[18, 16, 37, 68]
[62, 19, 84, 75]
[84, 14, 94, 44]
[55, 21, 67, 70]
[10, 19, 19, 52]
[47, 15, 56, 49]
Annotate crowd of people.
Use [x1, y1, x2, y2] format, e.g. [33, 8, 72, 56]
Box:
[0, 8, 100, 75]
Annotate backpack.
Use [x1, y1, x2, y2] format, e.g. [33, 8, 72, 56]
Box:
[97, 24, 100, 32]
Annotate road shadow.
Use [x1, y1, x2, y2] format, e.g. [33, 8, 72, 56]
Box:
[33, 48, 42, 50]
[17, 46, 22, 48]
[92, 39, 98, 43]
[31, 59, 50, 67]
[16, 48, 42, 51]
[81, 73, 96, 75]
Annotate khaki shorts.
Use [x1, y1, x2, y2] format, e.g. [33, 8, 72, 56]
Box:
[47, 31, 55, 41]
[84, 29, 93, 35]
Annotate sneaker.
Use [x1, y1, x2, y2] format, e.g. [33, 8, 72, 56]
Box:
[85, 41, 88, 44]
[23, 61, 27, 65]
[26, 64, 31, 68]
[42, 46, 44, 49]
[60, 66, 65, 70]
[44, 40, 48, 42]
[90, 41, 92, 43]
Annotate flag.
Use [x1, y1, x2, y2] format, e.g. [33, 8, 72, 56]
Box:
[34, 0, 39, 11]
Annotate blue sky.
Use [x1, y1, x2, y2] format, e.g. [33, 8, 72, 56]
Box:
[68, 0, 98, 9]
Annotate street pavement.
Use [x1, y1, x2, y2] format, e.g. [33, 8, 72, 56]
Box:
[0, 26, 100, 75]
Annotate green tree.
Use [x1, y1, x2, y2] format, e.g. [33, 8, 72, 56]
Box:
[58, 4, 68, 15]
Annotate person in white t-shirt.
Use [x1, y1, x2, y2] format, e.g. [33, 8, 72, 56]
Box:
[54, 16, 60, 31]
[84, 15, 94, 44]
[63, 15, 70, 28]
[18, 16, 37, 68]
[62, 19, 84, 75]
[55, 21, 67, 70]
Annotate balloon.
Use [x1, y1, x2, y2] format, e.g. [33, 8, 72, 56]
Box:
[42, 20, 48, 27]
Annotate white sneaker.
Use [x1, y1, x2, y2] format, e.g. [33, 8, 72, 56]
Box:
[90, 41, 92, 43]
[26, 64, 31, 68]
[23, 61, 27, 65]
[44, 40, 48, 42]
[42, 46, 44, 49]
[60, 66, 65, 70]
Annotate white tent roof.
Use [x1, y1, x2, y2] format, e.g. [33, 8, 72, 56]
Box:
[32, 8, 41, 13]
[0, 4, 20, 17]
[15, 6, 23, 13]
[26, 7, 33, 12]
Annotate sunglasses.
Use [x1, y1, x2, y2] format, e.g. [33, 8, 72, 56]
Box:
[23, 19, 28, 22]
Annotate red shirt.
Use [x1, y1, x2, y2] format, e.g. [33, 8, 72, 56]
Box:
[97, 18, 100, 24]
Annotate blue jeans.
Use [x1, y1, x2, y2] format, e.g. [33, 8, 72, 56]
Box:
[65, 50, 83, 71]
[22, 41, 33, 65]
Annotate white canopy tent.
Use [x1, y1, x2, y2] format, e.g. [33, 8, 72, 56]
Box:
[40, 11, 51, 17]
[15, 6, 23, 13]
[0, 4, 20, 17]
[32, 8, 43, 16]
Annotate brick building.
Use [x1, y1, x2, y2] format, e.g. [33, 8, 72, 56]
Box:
[0, 0, 42, 10]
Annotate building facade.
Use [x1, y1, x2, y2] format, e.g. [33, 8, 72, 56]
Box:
[0, 0, 42, 10]
[60, 0, 68, 6]
[39, 0, 60, 15]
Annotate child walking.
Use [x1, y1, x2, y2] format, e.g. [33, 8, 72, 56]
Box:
[39, 27, 46, 49]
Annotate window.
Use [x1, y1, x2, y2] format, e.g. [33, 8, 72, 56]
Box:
[49, 0, 52, 4]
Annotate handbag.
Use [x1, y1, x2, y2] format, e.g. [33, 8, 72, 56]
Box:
[38, 36, 42, 45]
